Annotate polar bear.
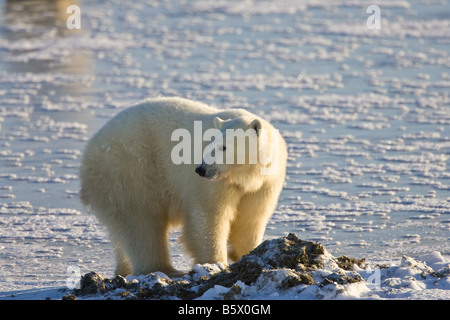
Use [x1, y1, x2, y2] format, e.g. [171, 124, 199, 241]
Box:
[79, 97, 287, 276]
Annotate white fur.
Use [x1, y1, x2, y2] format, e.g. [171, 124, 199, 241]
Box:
[79, 97, 287, 276]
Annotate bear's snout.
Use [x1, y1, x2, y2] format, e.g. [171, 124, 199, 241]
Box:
[195, 164, 206, 177]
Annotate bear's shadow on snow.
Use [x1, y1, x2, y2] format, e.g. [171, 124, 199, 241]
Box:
[65, 233, 367, 300]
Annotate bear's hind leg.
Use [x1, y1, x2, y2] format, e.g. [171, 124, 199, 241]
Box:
[113, 241, 133, 276]
[121, 216, 177, 276]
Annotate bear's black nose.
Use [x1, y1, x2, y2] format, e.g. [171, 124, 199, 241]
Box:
[195, 165, 206, 177]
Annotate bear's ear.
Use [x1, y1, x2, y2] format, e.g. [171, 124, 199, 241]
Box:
[249, 119, 262, 136]
[214, 117, 225, 129]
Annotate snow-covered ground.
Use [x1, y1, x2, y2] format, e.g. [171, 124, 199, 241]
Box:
[2, 233, 450, 300]
[0, 0, 449, 299]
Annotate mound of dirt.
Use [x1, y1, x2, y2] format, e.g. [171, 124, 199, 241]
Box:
[65, 233, 369, 300]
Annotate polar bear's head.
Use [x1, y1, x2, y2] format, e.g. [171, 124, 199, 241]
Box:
[195, 115, 278, 186]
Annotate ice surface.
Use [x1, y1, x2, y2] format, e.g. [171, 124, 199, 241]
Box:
[0, 0, 449, 298]
[11, 234, 448, 300]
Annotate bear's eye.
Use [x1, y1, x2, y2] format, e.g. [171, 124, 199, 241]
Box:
[221, 146, 226, 151]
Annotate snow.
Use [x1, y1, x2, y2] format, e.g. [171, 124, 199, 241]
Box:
[4, 234, 448, 300]
[0, 0, 450, 300]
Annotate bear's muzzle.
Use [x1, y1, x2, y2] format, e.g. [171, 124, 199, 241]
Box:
[195, 164, 206, 177]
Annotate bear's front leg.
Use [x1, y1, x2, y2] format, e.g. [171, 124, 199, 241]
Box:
[228, 185, 281, 262]
[182, 205, 235, 266]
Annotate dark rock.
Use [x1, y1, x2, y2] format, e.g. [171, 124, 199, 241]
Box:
[280, 271, 315, 289]
[70, 233, 367, 300]
[62, 294, 77, 300]
[75, 272, 106, 295]
[336, 256, 366, 270]
[223, 283, 243, 300]
[320, 272, 363, 287]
